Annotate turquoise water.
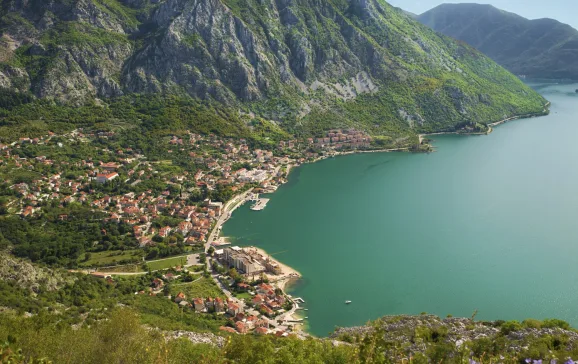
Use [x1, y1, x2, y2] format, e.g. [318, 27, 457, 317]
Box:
[222, 82, 578, 337]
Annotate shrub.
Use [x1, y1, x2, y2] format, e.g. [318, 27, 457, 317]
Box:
[542, 319, 570, 330]
[500, 320, 522, 335]
[522, 319, 543, 329]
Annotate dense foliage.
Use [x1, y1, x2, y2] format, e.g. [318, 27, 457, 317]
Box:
[2, 308, 578, 363]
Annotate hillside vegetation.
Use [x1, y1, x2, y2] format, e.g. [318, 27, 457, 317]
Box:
[2, 253, 578, 363]
[418, 3, 578, 81]
[0, 0, 547, 145]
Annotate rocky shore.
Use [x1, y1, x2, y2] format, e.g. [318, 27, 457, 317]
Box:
[331, 314, 578, 360]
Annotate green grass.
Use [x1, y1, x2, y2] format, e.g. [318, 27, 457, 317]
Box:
[233, 292, 252, 301]
[79, 249, 143, 267]
[169, 277, 225, 299]
[146, 256, 188, 271]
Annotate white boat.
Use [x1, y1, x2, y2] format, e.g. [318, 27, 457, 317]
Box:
[345, 300, 352, 304]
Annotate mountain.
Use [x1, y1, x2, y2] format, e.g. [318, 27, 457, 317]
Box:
[0, 0, 547, 141]
[417, 3, 578, 81]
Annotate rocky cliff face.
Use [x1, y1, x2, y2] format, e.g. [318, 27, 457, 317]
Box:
[0, 252, 73, 293]
[0, 0, 547, 135]
[418, 4, 578, 81]
[1, 0, 135, 103]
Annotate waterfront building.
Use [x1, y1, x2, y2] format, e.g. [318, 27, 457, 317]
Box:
[223, 247, 265, 275]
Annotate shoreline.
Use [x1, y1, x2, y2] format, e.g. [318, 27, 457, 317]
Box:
[206, 104, 552, 334]
[418, 103, 551, 144]
[243, 246, 302, 292]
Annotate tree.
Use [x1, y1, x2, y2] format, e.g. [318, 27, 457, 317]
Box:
[146, 247, 159, 260]
[229, 268, 239, 281]
[162, 283, 172, 296]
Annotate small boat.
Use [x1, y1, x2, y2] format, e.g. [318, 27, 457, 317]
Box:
[345, 300, 352, 304]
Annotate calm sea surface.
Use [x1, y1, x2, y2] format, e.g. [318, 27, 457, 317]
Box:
[222, 82, 578, 336]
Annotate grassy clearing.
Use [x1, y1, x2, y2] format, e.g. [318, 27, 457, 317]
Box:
[170, 277, 225, 299]
[146, 256, 188, 271]
[233, 292, 252, 301]
[79, 249, 143, 267]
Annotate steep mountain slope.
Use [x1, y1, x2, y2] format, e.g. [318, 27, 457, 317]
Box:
[418, 3, 578, 81]
[0, 0, 547, 140]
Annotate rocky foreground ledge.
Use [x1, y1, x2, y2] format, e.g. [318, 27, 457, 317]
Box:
[331, 314, 578, 362]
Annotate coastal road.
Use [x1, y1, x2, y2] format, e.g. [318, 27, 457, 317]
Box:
[205, 190, 252, 252]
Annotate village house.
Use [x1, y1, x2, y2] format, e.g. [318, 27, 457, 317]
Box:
[206, 200, 223, 216]
[219, 326, 237, 334]
[237, 283, 250, 291]
[193, 298, 205, 312]
[257, 283, 275, 298]
[252, 294, 265, 306]
[175, 292, 186, 303]
[214, 297, 225, 313]
[205, 297, 215, 311]
[178, 221, 193, 235]
[159, 226, 172, 237]
[254, 327, 269, 335]
[151, 278, 164, 290]
[235, 321, 248, 334]
[100, 162, 120, 171]
[96, 172, 119, 184]
[227, 301, 242, 316]
[258, 304, 275, 317]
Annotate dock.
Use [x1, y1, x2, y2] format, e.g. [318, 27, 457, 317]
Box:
[293, 297, 305, 303]
[250, 198, 270, 211]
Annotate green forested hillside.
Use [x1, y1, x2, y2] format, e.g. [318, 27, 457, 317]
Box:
[418, 4, 578, 81]
[0, 0, 547, 145]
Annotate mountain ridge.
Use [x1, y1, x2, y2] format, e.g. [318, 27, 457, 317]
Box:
[417, 3, 578, 81]
[0, 0, 547, 143]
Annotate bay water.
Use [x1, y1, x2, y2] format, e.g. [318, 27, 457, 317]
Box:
[222, 82, 578, 336]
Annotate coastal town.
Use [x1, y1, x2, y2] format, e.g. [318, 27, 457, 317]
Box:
[1, 127, 375, 235]
[148, 245, 305, 336]
[0, 126, 379, 335]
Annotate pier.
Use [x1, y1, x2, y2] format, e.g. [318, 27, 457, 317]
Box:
[250, 198, 270, 211]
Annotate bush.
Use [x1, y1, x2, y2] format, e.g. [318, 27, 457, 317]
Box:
[500, 320, 522, 335]
[522, 319, 543, 329]
[542, 319, 570, 330]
